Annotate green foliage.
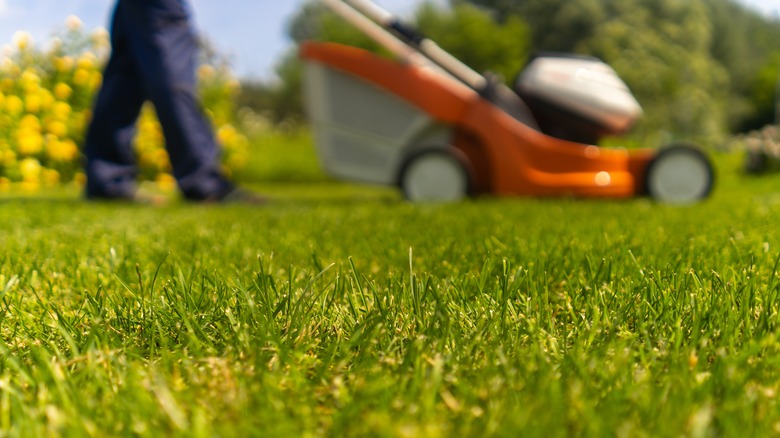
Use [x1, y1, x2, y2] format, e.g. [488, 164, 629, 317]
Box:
[464, 0, 605, 52]
[236, 51, 308, 125]
[462, 0, 780, 141]
[237, 2, 384, 126]
[707, 0, 767, 75]
[587, 0, 729, 144]
[745, 53, 780, 130]
[287, 1, 381, 51]
[262, 0, 780, 141]
[415, 2, 530, 84]
[233, 129, 325, 183]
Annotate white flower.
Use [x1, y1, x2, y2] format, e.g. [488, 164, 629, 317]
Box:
[65, 15, 83, 31]
[12, 31, 33, 50]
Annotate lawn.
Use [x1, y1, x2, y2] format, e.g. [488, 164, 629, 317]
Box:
[0, 131, 779, 436]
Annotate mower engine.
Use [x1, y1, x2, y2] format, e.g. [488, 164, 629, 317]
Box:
[515, 55, 642, 145]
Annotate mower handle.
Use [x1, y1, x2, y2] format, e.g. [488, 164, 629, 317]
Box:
[319, 0, 475, 91]
[321, 0, 539, 128]
[320, 0, 421, 64]
[345, 0, 487, 91]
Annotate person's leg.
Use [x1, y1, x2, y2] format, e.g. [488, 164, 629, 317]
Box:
[118, 0, 234, 201]
[84, 2, 146, 199]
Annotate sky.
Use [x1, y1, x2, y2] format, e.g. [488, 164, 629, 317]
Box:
[0, 0, 778, 81]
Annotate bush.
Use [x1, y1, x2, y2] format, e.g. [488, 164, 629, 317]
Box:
[0, 16, 249, 193]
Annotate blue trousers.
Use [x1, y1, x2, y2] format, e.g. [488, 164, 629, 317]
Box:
[84, 0, 233, 200]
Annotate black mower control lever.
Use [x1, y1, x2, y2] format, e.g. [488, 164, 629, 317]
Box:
[388, 19, 425, 46]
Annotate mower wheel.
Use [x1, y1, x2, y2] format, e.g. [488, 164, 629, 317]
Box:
[399, 149, 471, 202]
[645, 145, 714, 204]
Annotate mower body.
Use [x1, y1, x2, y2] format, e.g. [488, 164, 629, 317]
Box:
[301, 41, 710, 201]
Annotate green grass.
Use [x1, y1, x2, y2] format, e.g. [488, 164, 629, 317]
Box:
[2, 133, 780, 436]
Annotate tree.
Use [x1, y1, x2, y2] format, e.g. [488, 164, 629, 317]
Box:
[287, 1, 383, 52]
[258, 0, 531, 124]
[462, 0, 730, 143]
[705, 0, 780, 131]
[586, 0, 729, 144]
[415, 2, 530, 83]
[462, 0, 605, 52]
[260, 0, 780, 138]
[462, 0, 780, 137]
[746, 52, 780, 130]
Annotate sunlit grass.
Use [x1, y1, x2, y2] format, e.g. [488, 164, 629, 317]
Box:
[0, 138, 779, 436]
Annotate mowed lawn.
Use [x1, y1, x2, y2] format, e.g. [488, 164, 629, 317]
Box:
[1, 132, 779, 436]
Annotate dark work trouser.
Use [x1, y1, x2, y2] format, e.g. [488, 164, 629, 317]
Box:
[84, 0, 233, 200]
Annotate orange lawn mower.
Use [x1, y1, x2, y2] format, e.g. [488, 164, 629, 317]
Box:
[300, 0, 715, 203]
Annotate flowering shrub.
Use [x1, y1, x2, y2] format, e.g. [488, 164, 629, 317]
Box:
[0, 16, 249, 193]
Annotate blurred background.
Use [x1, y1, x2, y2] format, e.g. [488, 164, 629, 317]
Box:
[1, 0, 780, 191]
[0, 1, 437, 81]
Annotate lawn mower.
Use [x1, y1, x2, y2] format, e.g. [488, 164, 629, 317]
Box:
[300, 0, 715, 203]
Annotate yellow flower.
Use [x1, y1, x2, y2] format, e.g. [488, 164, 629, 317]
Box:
[16, 129, 44, 155]
[72, 68, 90, 87]
[45, 138, 78, 162]
[53, 83, 72, 101]
[1, 150, 16, 166]
[91, 28, 110, 50]
[19, 157, 41, 182]
[46, 120, 68, 138]
[65, 15, 83, 32]
[18, 181, 40, 192]
[76, 53, 96, 70]
[42, 168, 60, 186]
[227, 79, 241, 93]
[1, 78, 14, 93]
[152, 148, 171, 170]
[25, 94, 41, 113]
[155, 173, 177, 193]
[38, 90, 54, 111]
[0, 60, 19, 77]
[90, 71, 103, 91]
[73, 172, 86, 187]
[64, 110, 89, 135]
[20, 70, 41, 94]
[0, 177, 10, 192]
[54, 56, 74, 73]
[216, 124, 238, 145]
[19, 114, 40, 131]
[52, 101, 72, 120]
[5, 95, 23, 115]
[197, 65, 216, 82]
